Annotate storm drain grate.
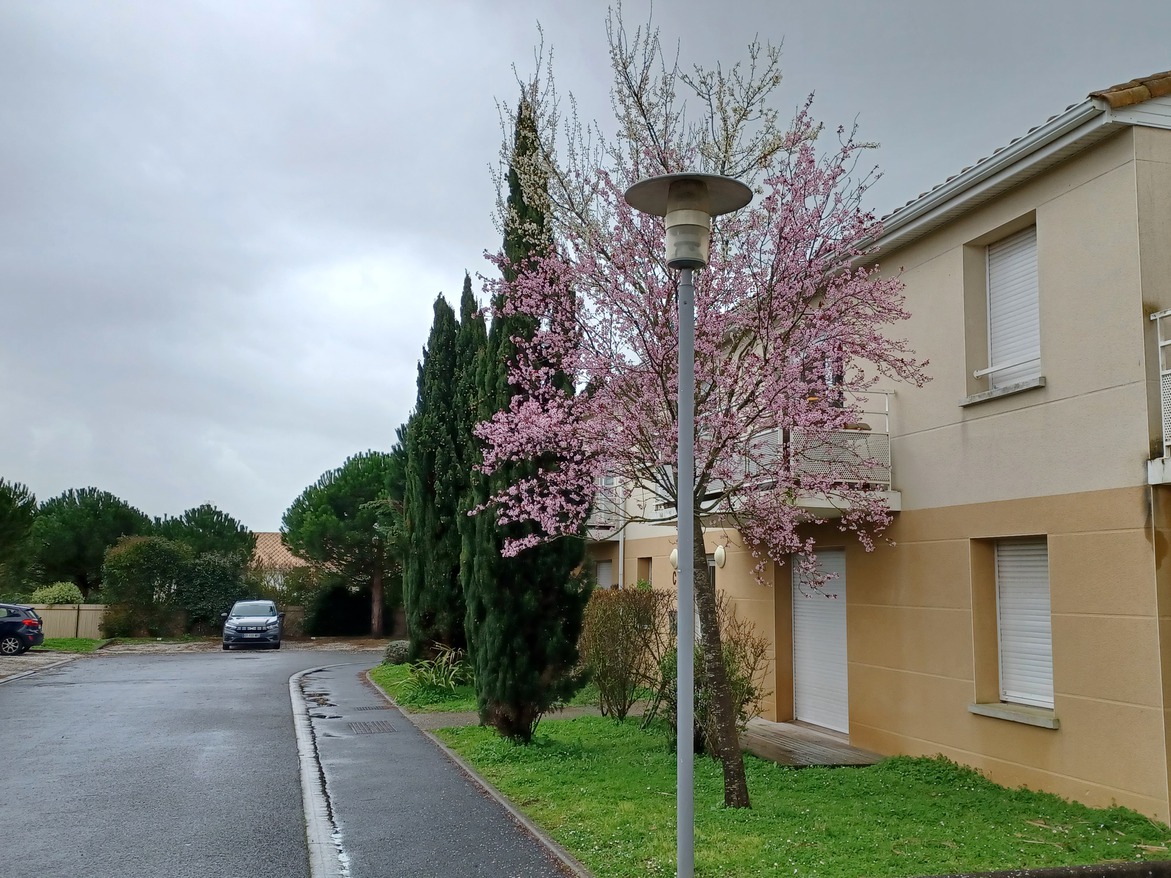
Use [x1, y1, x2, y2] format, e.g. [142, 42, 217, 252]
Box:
[352, 705, 392, 711]
[349, 720, 397, 735]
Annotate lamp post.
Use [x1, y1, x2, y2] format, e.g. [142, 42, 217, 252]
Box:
[624, 173, 751, 878]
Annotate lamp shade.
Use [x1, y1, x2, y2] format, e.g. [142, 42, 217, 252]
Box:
[624, 173, 753, 270]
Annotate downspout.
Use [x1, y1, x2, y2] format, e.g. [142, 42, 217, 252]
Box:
[617, 524, 626, 589]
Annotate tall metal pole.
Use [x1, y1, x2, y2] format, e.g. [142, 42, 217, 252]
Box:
[676, 266, 696, 878]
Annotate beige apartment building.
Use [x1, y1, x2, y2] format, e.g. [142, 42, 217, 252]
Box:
[588, 70, 1171, 820]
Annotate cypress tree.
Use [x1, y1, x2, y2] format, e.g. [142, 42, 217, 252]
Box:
[456, 273, 487, 578]
[404, 295, 465, 655]
[464, 95, 590, 743]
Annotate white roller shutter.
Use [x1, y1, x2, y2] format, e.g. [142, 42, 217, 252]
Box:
[595, 560, 613, 590]
[996, 538, 1053, 708]
[792, 549, 849, 733]
[987, 226, 1040, 388]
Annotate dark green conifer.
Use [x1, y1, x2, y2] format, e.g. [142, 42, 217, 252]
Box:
[404, 295, 465, 655]
[463, 96, 590, 743]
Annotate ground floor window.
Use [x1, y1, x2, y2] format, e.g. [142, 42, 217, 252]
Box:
[995, 537, 1053, 708]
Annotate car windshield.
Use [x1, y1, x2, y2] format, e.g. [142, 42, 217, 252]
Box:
[231, 602, 276, 617]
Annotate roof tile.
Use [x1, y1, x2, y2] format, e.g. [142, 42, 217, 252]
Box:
[1090, 71, 1171, 108]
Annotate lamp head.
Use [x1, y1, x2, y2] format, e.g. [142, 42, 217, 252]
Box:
[624, 173, 752, 270]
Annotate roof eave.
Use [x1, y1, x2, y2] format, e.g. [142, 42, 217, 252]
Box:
[870, 98, 1119, 258]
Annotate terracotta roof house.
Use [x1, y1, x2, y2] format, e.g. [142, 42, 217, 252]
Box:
[251, 532, 309, 590]
[587, 69, 1171, 820]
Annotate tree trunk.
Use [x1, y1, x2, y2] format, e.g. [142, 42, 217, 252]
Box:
[370, 566, 384, 637]
[691, 517, 751, 808]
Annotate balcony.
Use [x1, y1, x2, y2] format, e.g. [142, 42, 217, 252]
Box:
[590, 391, 897, 533]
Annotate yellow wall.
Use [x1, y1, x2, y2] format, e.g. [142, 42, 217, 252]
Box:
[843, 487, 1169, 820]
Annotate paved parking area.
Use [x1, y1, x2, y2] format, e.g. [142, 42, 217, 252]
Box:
[0, 649, 80, 683]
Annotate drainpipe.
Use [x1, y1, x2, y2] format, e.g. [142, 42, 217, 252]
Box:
[617, 524, 626, 589]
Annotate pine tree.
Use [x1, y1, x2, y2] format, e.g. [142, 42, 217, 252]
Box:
[464, 96, 590, 743]
[404, 295, 465, 655]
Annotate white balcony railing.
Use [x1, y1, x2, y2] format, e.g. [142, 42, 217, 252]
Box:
[1149, 310, 1171, 485]
[589, 391, 895, 534]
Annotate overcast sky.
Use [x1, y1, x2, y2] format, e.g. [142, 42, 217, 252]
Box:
[2, 0, 1169, 532]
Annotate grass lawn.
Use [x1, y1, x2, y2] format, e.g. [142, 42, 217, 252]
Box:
[433, 717, 1171, 878]
[369, 663, 1171, 877]
[39, 637, 104, 653]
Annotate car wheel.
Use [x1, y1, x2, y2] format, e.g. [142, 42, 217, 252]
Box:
[0, 635, 24, 656]
[222, 643, 230, 651]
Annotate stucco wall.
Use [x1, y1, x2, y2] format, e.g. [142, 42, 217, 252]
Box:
[880, 128, 1162, 511]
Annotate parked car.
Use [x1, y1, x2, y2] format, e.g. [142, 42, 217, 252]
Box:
[0, 603, 45, 656]
[221, 600, 283, 650]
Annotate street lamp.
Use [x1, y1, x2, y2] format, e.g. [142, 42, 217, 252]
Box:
[624, 173, 751, 878]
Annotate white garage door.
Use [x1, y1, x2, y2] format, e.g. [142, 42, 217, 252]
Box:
[792, 549, 849, 733]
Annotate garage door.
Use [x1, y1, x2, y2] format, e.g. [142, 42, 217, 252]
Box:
[792, 549, 849, 733]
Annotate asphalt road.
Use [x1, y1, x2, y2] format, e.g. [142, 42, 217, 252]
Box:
[0, 649, 373, 878]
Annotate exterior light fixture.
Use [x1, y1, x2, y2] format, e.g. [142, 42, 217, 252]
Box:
[624, 172, 752, 878]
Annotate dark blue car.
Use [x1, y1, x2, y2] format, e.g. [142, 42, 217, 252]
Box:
[0, 603, 45, 656]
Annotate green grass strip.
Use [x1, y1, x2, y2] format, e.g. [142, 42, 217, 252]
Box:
[368, 662, 479, 713]
[39, 637, 104, 654]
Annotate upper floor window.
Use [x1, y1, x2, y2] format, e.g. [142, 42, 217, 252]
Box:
[982, 226, 1040, 390]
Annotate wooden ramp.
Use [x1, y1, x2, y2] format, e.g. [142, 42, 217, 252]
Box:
[739, 718, 882, 767]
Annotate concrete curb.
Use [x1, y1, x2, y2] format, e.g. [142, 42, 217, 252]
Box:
[363, 670, 594, 878]
[290, 665, 353, 878]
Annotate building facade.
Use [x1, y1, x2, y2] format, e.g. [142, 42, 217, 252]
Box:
[588, 71, 1171, 820]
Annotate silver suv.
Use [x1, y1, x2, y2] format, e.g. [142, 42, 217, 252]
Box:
[221, 600, 283, 650]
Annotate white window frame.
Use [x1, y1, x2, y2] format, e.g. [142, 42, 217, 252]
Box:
[995, 537, 1053, 709]
[982, 226, 1040, 389]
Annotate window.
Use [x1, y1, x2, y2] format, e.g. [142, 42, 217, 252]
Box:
[983, 226, 1040, 389]
[636, 556, 652, 588]
[995, 537, 1053, 708]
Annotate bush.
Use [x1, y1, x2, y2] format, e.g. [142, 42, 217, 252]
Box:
[303, 577, 389, 636]
[579, 588, 668, 720]
[402, 646, 473, 700]
[101, 536, 192, 637]
[383, 640, 411, 665]
[177, 553, 250, 634]
[28, 581, 85, 604]
[643, 592, 771, 756]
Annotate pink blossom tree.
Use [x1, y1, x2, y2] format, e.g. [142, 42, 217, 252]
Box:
[477, 14, 927, 808]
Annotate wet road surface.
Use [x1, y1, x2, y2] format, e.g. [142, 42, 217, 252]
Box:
[0, 649, 372, 878]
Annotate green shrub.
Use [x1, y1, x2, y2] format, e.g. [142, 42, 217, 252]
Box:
[578, 588, 668, 720]
[29, 581, 85, 604]
[101, 536, 192, 637]
[643, 591, 771, 755]
[402, 646, 473, 700]
[176, 552, 250, 634]
[303, 577, 389, 636]
[383, 640, 411, 665]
